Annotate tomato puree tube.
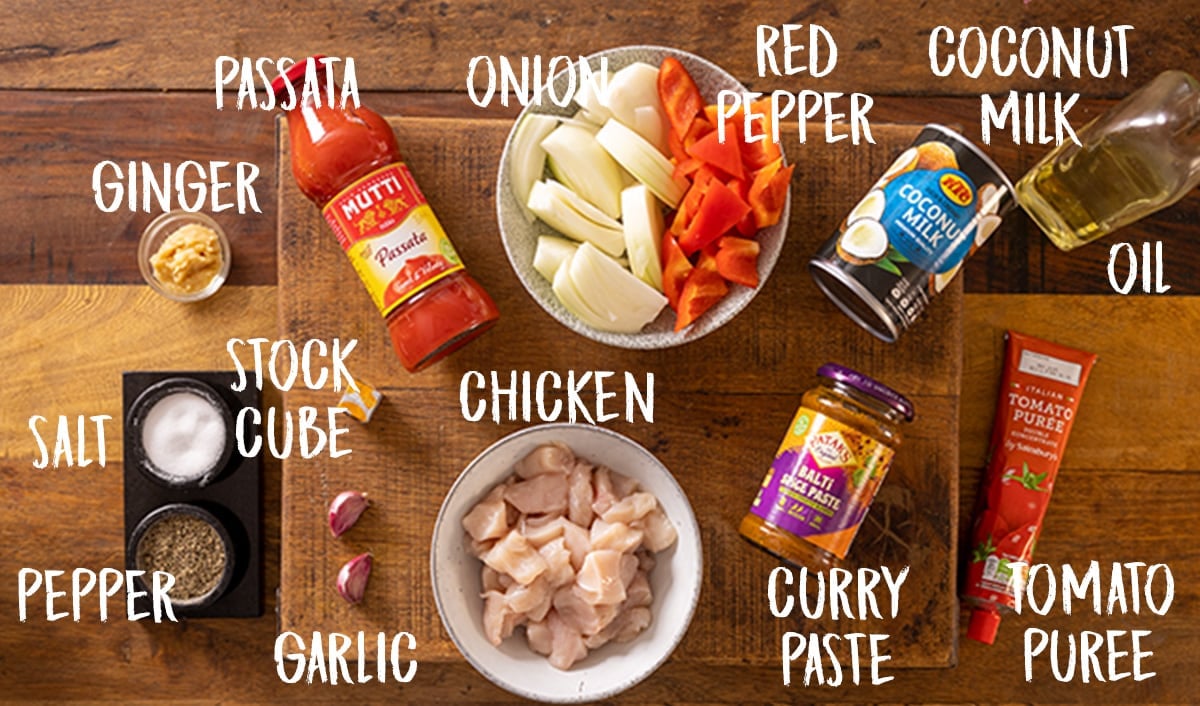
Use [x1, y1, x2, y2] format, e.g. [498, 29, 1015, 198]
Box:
[273, 57, 499, 372]
[964, 331, 1097, 644]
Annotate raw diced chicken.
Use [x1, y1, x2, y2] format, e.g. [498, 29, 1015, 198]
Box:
[560, 521, 591, 571]
[528, 597, 553, 623]
[482, 566, 504, 592]
[600, 491, 657, 524]
[538, 537, 576, 589]
[582, 627, 612, 650]
[515, 442, 575, 478]
[590, 519, 644, 554]
[525, 618, 553, 656]
[567, 460, 595, 527]
[505, 473, 569, 516]
[575, 550, 627, 606]
[483, 530, 549, 585]
[610, 469, 640, 499]
[612, 606, 652, 643]
[520, 514, 567, 547]
[482, 590, 519, 646]
[505, 574, 553, 617]
[462, 485, 509, 542]
[636, 506, 678, 552]
[619, 552, 639, 588]
[553, 585, 619, 636]
[636, 549, 656, 573]
[547, 610, 589, 670]
[625, 571, 653, 608]
[467, 441, 677, 670]
[467, 537, 495, 559]
[591, 467, 617, 516]
[583, 604, 652, 648]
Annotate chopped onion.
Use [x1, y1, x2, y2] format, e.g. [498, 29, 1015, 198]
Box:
[508, 113, 559, 223]
[526, 180, 625, 257]
[552, 253, 614, 330]
[595, 120, 688, 209]
[620, 184, 664, 291]
[573, 69, 613, 125]
[606, 62, 670, 155]
[541, 123, 625, 219]
[533, 235, 579, 282]
[567, 243, 667, 332]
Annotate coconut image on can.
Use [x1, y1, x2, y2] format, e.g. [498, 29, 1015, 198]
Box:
[810, 124, 1014, 342]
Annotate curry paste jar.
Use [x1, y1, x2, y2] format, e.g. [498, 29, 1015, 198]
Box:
[740, 364, 914, 569]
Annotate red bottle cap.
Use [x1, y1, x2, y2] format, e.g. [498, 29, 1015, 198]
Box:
[966, 607, 1002, 644]
[270, 55, 327, 102]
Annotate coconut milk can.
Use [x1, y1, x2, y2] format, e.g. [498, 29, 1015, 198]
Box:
[809, 124, 1014, 342]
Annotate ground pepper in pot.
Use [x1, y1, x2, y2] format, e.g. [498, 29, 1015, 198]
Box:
[136, 513, 227, 602]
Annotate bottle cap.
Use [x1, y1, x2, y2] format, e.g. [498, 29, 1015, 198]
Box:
[270, 55, 328, 102]
[817, 363, 915, 421]
[966, 607, 1002, 645]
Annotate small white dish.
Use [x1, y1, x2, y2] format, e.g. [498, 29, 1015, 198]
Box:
[496, 45, 790, 349]
[431, 423, 702, 703]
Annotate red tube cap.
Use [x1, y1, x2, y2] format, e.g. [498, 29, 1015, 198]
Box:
[967, 607, 1002, 645]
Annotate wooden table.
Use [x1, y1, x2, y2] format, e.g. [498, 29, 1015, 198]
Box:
[2, 1, 1198, 703]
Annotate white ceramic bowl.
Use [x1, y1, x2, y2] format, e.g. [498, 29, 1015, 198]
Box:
[497, 45, 790, 349]
[431, 424, 702, 703]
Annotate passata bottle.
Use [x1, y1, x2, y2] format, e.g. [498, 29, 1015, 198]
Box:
[272, 56, 498, 372]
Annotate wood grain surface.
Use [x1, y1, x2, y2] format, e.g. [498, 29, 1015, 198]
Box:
[276, 119, 962, 669]
[0, 285, 284, 699]
[4, 92, 1197, 294]
[2, 286, 1196, 701]
[4, 0, 1199, 702]
[1, 0, 1186, 97]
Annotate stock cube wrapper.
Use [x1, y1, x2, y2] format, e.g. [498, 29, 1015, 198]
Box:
[338, 378, 382, 423]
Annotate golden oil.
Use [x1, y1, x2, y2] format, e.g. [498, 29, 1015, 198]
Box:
[1015, 70, 1200, 252]
[1016, 129, 1178, 251]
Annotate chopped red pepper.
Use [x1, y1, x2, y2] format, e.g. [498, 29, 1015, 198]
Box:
[740, 100, 782, 172]
[686, 127, 745, 181]
[704, 103, 746, 133]
[672, 157, 703, 182]
[682, 115, 714, 149]
[661, 233, 692, 311]
[747, 158, 794, 229]
[670, 177, 706, 237]
[714, 236, 761, 288]
[678, 179, 752, 256]
[658, 57, 704, 140]
[674, 252, 728, 331]
[667, 125, 688, 163]
[728, 177, 757, 236]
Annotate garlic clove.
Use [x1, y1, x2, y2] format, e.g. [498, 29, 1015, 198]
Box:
[336, 552, 373, 604]
[329, 491, 370, 537]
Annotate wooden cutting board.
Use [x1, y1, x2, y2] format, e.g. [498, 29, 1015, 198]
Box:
[277, 119, 962, 669]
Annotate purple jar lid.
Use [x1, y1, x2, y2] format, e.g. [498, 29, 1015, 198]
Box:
[817, 363, 915, 422]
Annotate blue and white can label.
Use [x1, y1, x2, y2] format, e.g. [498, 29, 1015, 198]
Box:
[809, 125, 1015, 342]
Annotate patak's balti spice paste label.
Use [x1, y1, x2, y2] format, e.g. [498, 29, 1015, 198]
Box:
[752, 414, 895, 558]
[741, 364, 913, 568]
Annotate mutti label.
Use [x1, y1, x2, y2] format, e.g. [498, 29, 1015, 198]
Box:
[808, 432, 856, 469]
[322, 164, 463, 316]
[324, 166, 423, 249]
